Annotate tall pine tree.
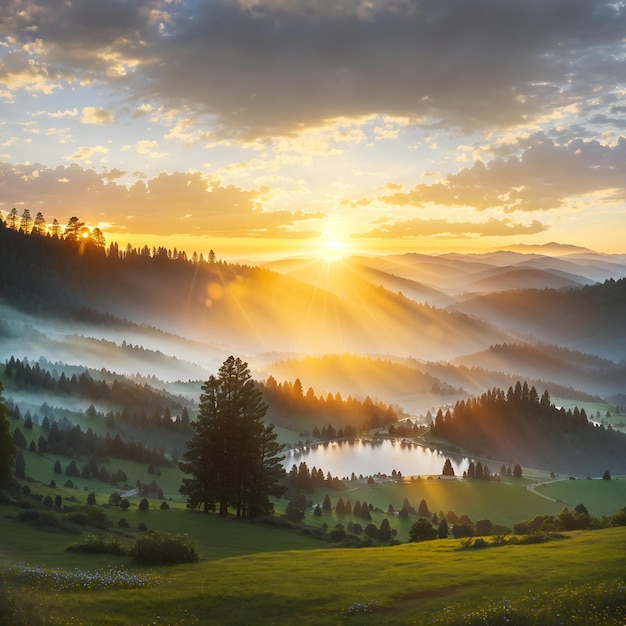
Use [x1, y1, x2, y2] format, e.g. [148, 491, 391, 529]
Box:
[179, 356, 285, 518]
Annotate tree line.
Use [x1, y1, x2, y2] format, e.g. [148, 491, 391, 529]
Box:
[3, 357, 183, 414]
[11, 415, 173, 468]
[430, 381, 626, 473]
[260, 375, 399, 432]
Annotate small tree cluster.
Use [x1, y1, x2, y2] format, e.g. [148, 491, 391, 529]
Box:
[130, 532, 199, 565]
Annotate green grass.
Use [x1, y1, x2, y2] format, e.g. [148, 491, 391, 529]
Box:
[305, 477, 565, 534]
[536, 476, 626, 515]
[3, 527, 624, 625]
[2, 467, 626, 625]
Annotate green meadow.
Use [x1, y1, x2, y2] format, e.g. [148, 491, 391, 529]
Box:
[2, 526, 625, 625]
[2, 470, 625, 625]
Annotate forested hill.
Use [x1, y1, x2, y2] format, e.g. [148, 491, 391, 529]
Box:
[451, 279, 626, 360]
[430, 382, 626, 475]
[0, 221, 510, 358]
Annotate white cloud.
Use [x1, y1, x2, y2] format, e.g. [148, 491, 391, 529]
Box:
[80, 106, 114, 125]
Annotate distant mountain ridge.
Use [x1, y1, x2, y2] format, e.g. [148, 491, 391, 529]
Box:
[0, 223, 510, 360]
[450, 278, 626, 361]
[497, 242, 595, 255]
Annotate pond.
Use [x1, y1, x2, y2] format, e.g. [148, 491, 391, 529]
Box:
[283, 438, 470, 479]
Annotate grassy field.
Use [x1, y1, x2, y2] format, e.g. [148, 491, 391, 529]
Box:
[2, 526, 624, 625]
[536, 476, 626, 515]
[2, 462, 626, 624]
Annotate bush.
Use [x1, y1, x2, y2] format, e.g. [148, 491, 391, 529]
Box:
[66, 535, 127, 556]
[409, 518, 437, 542]
[329, 524, 346, 542]
[16, 509, 61, 528]
[64, 506, 111, 530]
[130, 532, 199, 565]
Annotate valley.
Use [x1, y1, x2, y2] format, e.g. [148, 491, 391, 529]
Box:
[1, 224, 625, 625]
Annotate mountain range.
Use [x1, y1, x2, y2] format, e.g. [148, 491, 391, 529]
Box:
[1, 222, 625, 427]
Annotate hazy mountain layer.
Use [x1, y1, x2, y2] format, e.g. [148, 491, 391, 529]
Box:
[449, 279, 626, 360]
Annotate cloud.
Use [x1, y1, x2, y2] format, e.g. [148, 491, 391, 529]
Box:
[2, 0, 625, 139]
[65, 145, 109, 161]
[0, 161, 325, 238]
[80, 106, 114, 125]
[375, 134, 626, 212]
[355, 216, 549, 239]
[136, 140, 168, 159]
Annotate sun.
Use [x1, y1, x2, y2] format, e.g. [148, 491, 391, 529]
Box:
[317, 236, 348, 261]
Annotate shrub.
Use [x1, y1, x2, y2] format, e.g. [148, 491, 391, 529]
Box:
[329, 524, 346, 542]
[160, 501, 170, 510]
[130, 532, 199, 565]
[66, 535, 127, 556]
[364, 523, 378, 539]
[138, 522, 148, 531]
[612, 507, 626, 526]
[451, 522, 474, 539]
[64, 506, 111, 530]
[409, 518, 438, 542]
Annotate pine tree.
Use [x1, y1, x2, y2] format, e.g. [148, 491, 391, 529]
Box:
[15, 450, 26, 479]
[438, 517, 449, 538]
[0, 381, 16, 485]
[442, 458, 455, 476]
[322, 494, 332, 512]
[179, 356, 285, 518]
[418, 498, 430, 517]
[13, 427, 27, 448]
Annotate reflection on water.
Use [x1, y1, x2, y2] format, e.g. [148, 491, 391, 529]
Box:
[283, 438, 469, 479]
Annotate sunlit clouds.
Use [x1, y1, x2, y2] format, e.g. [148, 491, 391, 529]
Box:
[1, 0, 626, 256]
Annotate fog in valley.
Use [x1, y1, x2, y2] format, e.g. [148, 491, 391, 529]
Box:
[1, 225, 626, 475]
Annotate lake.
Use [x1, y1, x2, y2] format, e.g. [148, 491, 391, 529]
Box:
[283, 438, 470, 479]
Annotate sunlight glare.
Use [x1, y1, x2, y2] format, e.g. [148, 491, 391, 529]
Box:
[318, 236, 348, 261]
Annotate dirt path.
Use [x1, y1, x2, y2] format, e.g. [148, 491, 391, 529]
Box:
[525, 478, 566, 502]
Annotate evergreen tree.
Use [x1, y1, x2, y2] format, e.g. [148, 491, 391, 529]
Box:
[438, 517, 449, 538]
[442, 458, 455, 476]
[19, 209, 32, 234]
[15, 450, 26, 479]
[13, 427, 27, 448]
[0, 381, 16, 485]
[32, 211, 47, 235]
[409, 518, 437, 542]
[179, 356, 285, 518]
[417, 498, 430, 517]
[6, 208, 18, 230]
[64, 216, 85, 242]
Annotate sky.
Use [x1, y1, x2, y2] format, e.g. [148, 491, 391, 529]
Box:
[1, 0, 626, 261]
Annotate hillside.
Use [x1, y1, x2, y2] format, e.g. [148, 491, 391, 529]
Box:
[262, 353, 467, 417]
[452, 343, 623, 398]
[0, 223, 511, 360]
[430, 384, 626, 475]
[450, 279, 626, 360]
